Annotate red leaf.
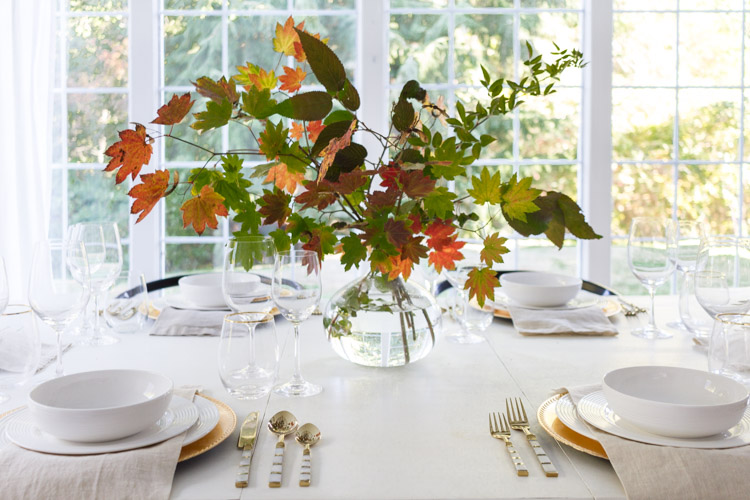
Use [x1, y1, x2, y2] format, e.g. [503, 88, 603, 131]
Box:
[332, 170, 367, 195]
[400, 235, 428, 263]
[278, 66, 306, 93]
[385, 219, 411, 248]
[366, 189, 399, 210]
[400, 170, 436, 199]
[290, 122, 305, 140]
[428, 240, 465, 273]
[295, 180, 337, 210]
[180, 185, 229, 235]
[104, 124, 153, 184]
[307, 120, 325, 142]
[259, 189, 292, 226]
[379, 163, 400, 189]
[128, 169, 171, 223]
[151, 93, 194, 125]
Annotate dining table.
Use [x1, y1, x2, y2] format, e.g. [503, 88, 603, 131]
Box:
[0, 278, 712, 499]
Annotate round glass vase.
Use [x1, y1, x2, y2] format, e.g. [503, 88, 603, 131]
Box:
[323, 273, 442, 367]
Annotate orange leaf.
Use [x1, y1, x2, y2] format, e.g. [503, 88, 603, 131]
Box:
[273, 16, 305, 56]
[104, 124, 153, 185]
[180, 185, 229, 235]
[264, 162, 305, 194]
[128, 169, 171, 223]
[465, 267, 499, 307]
[318, 119, 356, 181]
[428, 240, 465, 273]
[290, 122, 305, 140]
[307, 120, 325, 142]
[248, 68, 277, 91]
[387, 255, 414, 281]
[278, 66, 306, 93]
[293, 41, 306, 62]
[152, 93, 194, 125]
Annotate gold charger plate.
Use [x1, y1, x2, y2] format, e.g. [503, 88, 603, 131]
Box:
[492, 298, 620, 320]
[179, 393, 237, 462]
[142, 301, 280, 320]
[537, 394, 608, 460]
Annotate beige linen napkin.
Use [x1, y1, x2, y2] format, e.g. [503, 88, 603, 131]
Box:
[150, 306, 227, 336]
[564, 384, 750, 500]
[507, 305, 618, 336]
[0, 387, 197, 500]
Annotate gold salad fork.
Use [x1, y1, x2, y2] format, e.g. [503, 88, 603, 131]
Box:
[489, 412, 528, 477]
[506, 398, 558, 477]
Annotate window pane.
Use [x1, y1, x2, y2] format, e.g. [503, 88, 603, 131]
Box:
[678, 89, 740, 161]
[519, 88, 579, 160]
[677, 164, 739, 235]
[746, 92, 750, 162]
[613, 13, 676, 86]
[164, 102, 223, 162]
[680, 0, 742, 9]
[517, 239, 577, 275]
[457, 0, 513, 7]
[68, 15, 128, 87]
[613, 0, 676, 9]
[68, 169, 130, 240]
[67, 93, 128, 163]
[49, 169, 64, 240]
[612, 88, 674, 161]
[455, 88, 513, 160]
[454, 14, 513, 86]
[520, 0, 582, 7]
[294, 0, 356, 8]
[165, 243, 224, 275]
[519, 164, 579, 199]
[69, 0, 127, 11]
[165, 169, 222, 237]
[521, 12, 581, 87]
[390, 14, 449, 84]
[302, 15, 357, 80]
[228, 15, 282, 75]
[164, 16, 223, 87]
[610, 241, 672, 295]
[678, 13, 742, 86]
[165, 0, 222, 9]
[611, 163, 673, 237]
[52, 94, 63, 164]
[743, 164, 750, 235]
[390, 0, 449, 7]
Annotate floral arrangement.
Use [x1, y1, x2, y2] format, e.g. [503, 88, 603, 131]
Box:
[103, 16, 599, 308]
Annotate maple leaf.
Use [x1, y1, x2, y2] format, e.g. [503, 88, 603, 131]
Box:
[192, 76, 238, 105]
[290, 122, 305, 140]
[407, 213, 423, 234]
[400, 235, 428, 263]
[248, 68, 278, 91]
[259, 120, 288, 160]
[399, 170, 436, 199]
[318, 119, 356, 181]
[151, 93, 194, 125]
[104, 124, 153, 184]
[379, 163, 400, 189]
[293, 41, 306, 62]
[307, 120, 325, 142]
[366, 189, 399, 210]
[465, 267, 499, 308]
[467, 166, 502, 205]
[258, 188, 292, 227]
[502, 173, 541, 222]
[480, 233, 510, 266]
[385, 255, 414, 281]
[302, 227, 337, 262]
[274, 17, 305, 56]
[428, 241, 465, 273]
[339, 234, 368, 271]
[128, 169, 171, 223]
[424, 219, 457, 249]
[180, 185, 229, 235]
[384, 219, 411, 248]
[233, 62, 259, 87]
[264, 162, 305, 194]
[423, 187, 456, 219]
[332, 170, 367, 195]
[295, 180, 337, 210]
[191, 98, 232, 132]
[279, 66, 307, 93]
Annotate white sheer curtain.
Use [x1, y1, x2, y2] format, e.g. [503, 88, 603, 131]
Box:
[0, 1, 55, 301]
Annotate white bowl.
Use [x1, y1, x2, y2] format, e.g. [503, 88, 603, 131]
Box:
[603, 366, 749, 438]
[28, 369, 173, 442]
[178, 273, 226, 308]
[499, 271, 582, 307]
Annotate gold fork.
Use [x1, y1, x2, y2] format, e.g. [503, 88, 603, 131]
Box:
[506, 398, 558, 477]
[489, 412, 528, 477]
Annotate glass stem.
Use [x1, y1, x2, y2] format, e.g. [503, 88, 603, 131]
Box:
[93, 292, 101, 337]
[648, 285, 657, 330]
[55, 329, 64, 377]
[291, 322, 303, 384]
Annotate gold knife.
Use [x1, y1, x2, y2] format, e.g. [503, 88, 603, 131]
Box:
[235, 411, 260, 488]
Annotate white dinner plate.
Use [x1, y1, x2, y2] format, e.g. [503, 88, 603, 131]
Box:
[164, 293, 230, 311]
[577, 390, 750, 449]
[4, 395, 199, 455]
[555, 393, 597, 440]
[489, 290, 602, 311]
[183, 394, 220, 446]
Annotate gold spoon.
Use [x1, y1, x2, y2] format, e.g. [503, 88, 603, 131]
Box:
[267, 411, 298, 488]
[295, 423, 321, 487]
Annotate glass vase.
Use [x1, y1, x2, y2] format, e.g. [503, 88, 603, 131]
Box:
[323, 273, 442, 367]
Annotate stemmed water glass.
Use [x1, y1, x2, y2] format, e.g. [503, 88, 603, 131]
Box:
[666, 220, 710, 334]
[694, 236, 750, 321]
[68, 222, 123, 346]
[28, 240, 90, 377]
[272, 250, 322, 397]
[627, 217, 676, 339]
[0, 257, 8, 314]
[444, 258, 488, 344]
[222, 236, 276, 314]
[0, 305, 40, 404]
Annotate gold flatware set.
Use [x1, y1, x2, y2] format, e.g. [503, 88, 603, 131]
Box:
[489, 398, 558, 477]
[235, 410, 321, 489]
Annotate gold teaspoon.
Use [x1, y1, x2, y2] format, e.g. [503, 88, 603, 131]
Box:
[295, 423, 321, 487]
[267, 411, 298, 488]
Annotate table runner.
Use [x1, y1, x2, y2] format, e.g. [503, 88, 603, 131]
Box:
[565, 384, 750, 500]
[0, 387, 197, 500]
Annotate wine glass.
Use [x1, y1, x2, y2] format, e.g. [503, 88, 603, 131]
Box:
[28, 240, 90, 377]
[0, 305, 41, 404]
[222, 236, 276, 314]
[666, 220, 711, 334]
[272, 250, 322, 397]
[694, 236, 750, 320]
[0, 257, 8, 314]
[627, 217, 676, 339]
[68, 222, 123, 346]
[444, 258, 487, 344]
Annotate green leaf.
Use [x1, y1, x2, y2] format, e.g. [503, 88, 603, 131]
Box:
[295, 28, 346, 92]
[269, 91, 333, 121]
[340, 234, 367, 271]
[249, 161, 281, 179]
[241, 88, 276, 118]
[480, 233, 509, 266]
[399, 80, 427, 102]
[323, 109, 355, 125]
[268, 227, 292, 252]
[501, 173, 541, 222]
[392, 98, 415, 132]
[396, 149, 424, 165]
[323, 143, 368, 182]
[337, 78, 360, 111]
[557, 192, 601, 241]
[423, 187, 456, 219]
[465, 267, 499, 308]
[259, 120, 288, 160]
[191, 98, 232, 133]
[233, 202, 262, 234]
[467, 167, 502, 205]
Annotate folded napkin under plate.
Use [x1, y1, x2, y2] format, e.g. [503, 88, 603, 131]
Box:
[507, 305, 618, 336]
[150, 307, 226, 336]
[555, 384, 750, 500]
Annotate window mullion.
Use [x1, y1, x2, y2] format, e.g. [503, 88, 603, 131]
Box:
[358, 0, 388, 164]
